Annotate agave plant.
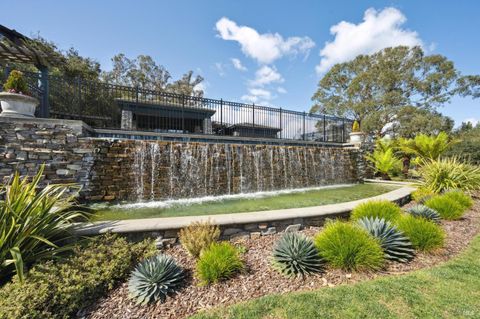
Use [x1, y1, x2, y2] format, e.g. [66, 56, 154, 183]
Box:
[272, 232, 324, 277]
[128, 254, 184, 305]
[357, 217, 414, 263]
[0, 165, 87, 283]
[407, 205, 441, 224]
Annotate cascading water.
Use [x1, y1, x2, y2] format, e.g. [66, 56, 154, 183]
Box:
[131, 141, 355, 201]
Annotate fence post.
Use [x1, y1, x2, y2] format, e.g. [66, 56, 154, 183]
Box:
[39, 66, 49, 118]
[279, 107, 282, 139]
[135, 86, 139, 103]
[303, 111, 306, 140]
[342, 119, 345, 143]
[220, 98, 223, 135]
[182, 94, 185, 134]
[252, 103, 255, 131]
[323, 114, 326, 142]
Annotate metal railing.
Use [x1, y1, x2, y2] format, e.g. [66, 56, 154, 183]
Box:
[3, 70, 352, 142]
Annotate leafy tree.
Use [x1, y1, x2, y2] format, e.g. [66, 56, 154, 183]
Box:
[102, 54, 204, 96]
[392, 106, 454, 138]
[445, 123, 480, 164]
[311, 46, 475, 137]
[398, 132, 458, 161]
[365, 148, 402, 180]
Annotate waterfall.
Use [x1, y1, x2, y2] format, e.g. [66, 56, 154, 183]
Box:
[131, 141, 353, 201]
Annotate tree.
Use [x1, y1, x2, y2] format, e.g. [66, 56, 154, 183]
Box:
[311, 46, 474, 137]
[398, 132, 458, 161]
[392, 106, 454, 138]
[102, 54, 204, 96]
[445, 123, 480, 164]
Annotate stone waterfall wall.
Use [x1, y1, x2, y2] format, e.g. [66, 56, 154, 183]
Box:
[0, 118, 365, 202]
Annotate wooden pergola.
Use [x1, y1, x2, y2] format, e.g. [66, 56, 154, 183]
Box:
[0, 24, 63, 117]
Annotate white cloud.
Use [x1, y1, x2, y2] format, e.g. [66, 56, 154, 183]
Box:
[214, 62, 226, 77]
[251, 65, 284, 86]
[316, 7, 424, 74]
[464, 118, 479, 126]
[216, 17, 315, 64]
[241, 88, 273, 104]
[231, 58, 247, 71]
[277, 87, 287, 94]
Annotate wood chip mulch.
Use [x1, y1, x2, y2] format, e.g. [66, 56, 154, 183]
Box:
[84, 199, 480, 319]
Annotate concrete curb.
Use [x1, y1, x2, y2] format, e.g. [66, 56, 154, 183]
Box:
[74, 185, 415, 236]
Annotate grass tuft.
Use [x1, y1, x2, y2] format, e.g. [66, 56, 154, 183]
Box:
[196, 242, 244, 285]
[350, 200, 402, 222]
[424, 195, 465, 220]
[314, 220, 385, 271]
[395, 215, 445, 251]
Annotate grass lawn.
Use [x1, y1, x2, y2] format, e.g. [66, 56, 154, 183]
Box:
[93, 183, 398, 221]
[190, 236, 480, 319]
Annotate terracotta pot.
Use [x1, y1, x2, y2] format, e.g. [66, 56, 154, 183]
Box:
[0, 92, 39, 118]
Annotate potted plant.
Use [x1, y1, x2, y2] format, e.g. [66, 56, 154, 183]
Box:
[349, 120, 365, 144]
[0, 70, 39, 118]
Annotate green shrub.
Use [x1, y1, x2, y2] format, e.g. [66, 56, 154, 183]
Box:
[314, 221, 385, 271]
[179, 221, 220, 258]
[272, 232, 324, 278]
[418, 157, 480, 193]
[350, 200, 402, 222]
[357, 217, 414, 263]
[411, 187, 435, 203]
[396, 215, 445, 251]
[398, 132, 458, 160]
[128, 254, 184, 305]
[442, 191, 473, 210]
[3, 70, 28, 94]
[0, 166, 88, 282]
[0, 234, 155, 319]
[365, 149, 402, 179]
[424, 195, 465, 220]
[407, 205, 441, 224]
[196, 242, 244, 285]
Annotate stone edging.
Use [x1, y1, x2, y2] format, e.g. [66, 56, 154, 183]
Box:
[74, 185, 415, 241]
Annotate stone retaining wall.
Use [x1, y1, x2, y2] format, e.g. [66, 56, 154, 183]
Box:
[0, 117, 367, 202]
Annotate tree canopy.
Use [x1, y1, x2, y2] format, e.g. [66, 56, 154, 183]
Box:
[311, 46, 478, 137]
[1, 36, 204, 96]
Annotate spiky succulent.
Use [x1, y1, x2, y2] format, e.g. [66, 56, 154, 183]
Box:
[128, 254, 184, 305]
[407, 205, 441, 224]
[272, 232, 324, 277]
[357, 217, 415, 263]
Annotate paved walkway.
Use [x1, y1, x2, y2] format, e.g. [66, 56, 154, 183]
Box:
[75, 185, 415, 235]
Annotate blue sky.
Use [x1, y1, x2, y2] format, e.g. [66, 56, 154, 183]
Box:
[3, 0, 479, 126]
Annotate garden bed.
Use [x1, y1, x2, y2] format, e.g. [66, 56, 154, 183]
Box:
[84, 197, 480, 319]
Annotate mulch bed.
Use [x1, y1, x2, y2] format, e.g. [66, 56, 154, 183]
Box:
[84, 199, 480, 319]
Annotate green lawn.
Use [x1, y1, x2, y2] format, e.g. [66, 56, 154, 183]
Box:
[93, 183, 397, 221]
[190, 236, 480, 319]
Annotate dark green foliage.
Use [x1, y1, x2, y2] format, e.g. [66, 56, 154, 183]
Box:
[357, 217, 415, 263]
[350, 200, 402, 222]
[407, 205, 441, 224]
[424, 195, 465, 220]
[272, 233, 324, 277]
[442, 191, 473, 210]
[3, 70, 28, 94]
[0, 166, 88, 282]
[396, 215, 445, 251]
[196, 242, 244, 285]
[128, 254, 184, 305]
[314, 221, 385, 271]
[0, 234, 155, 319]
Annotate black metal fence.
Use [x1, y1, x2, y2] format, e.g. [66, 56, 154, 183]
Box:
[2, 70, 352, 142]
